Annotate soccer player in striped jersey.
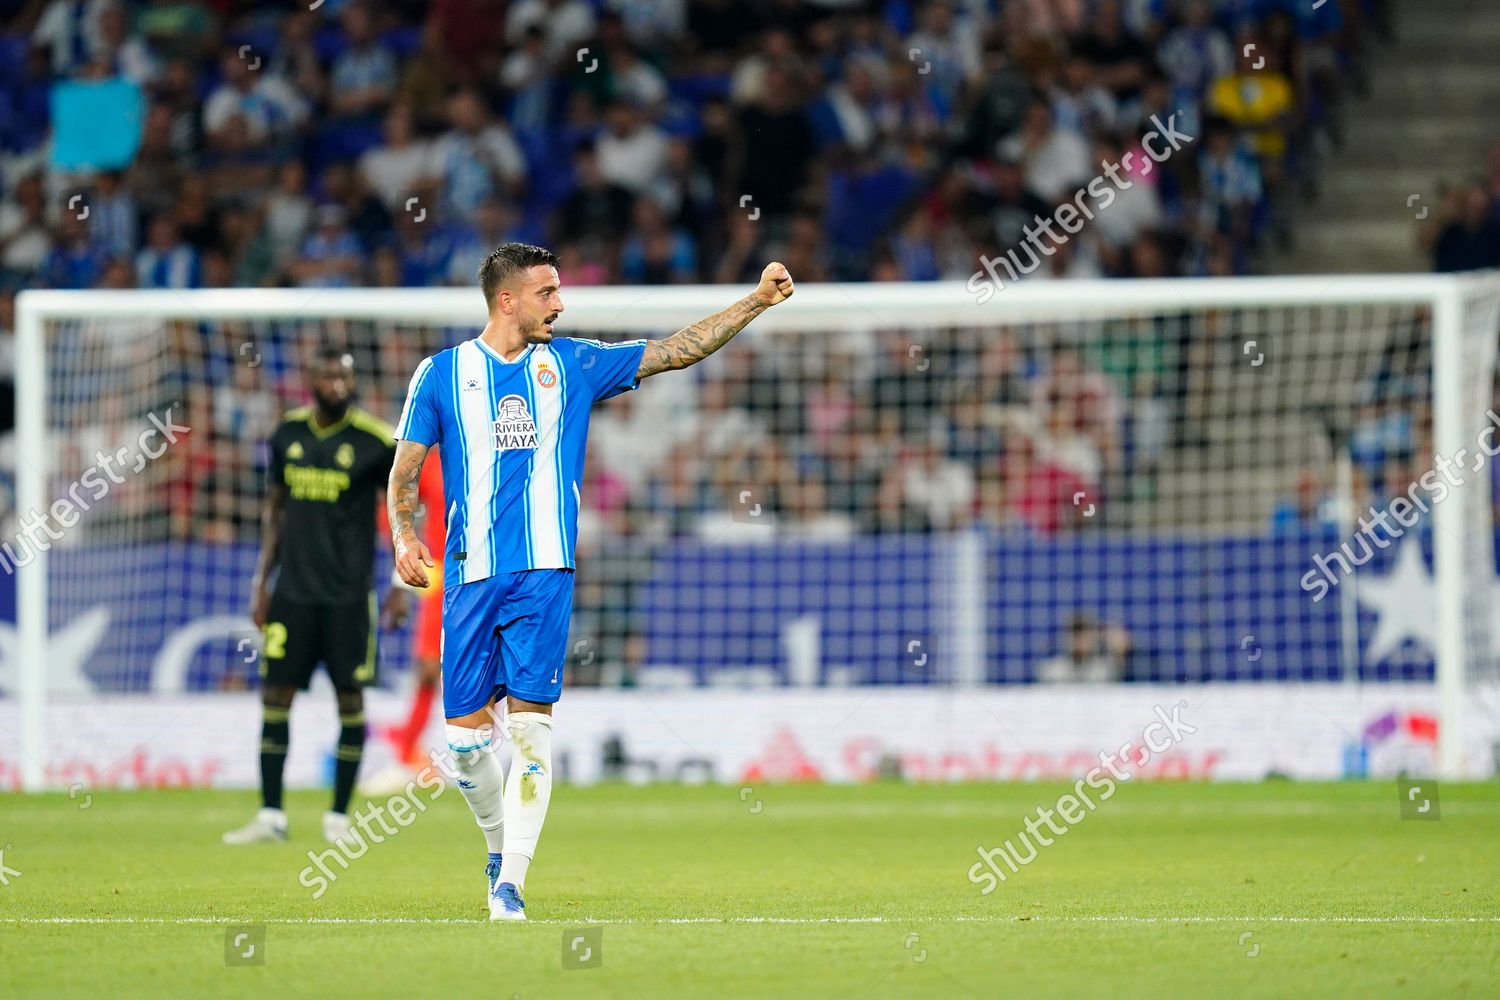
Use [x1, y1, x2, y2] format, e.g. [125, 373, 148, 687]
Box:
[389, 243, 794, 920]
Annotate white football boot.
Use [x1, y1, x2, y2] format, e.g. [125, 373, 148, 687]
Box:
[323, 810, 355, 844]
[222, 807, 288, 845]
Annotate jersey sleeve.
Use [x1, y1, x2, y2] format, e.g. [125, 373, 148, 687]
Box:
[266, 422, 288, 491]
[395, 356, 442, 446]
[354, 411, 397, 485]
[568, 338, 649, 402]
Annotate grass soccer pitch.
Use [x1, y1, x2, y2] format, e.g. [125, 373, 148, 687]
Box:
[2, 781, 1496, 998]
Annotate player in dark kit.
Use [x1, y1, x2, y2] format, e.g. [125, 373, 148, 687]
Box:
[224, 349, 409, 845]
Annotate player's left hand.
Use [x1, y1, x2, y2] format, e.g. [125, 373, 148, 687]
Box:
[757, 262, 794, 306]
[381, 586, 411, 630]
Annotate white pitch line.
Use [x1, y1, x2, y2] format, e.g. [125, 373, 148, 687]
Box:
[7, 915, 1499, 926]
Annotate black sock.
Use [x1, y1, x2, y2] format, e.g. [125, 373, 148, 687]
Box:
[260, 706, 290, 810]
[333, 710, 366, 815]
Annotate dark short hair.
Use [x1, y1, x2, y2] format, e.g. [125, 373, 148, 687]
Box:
[314, 345, 355, 371]
[479, 242, 559, 307]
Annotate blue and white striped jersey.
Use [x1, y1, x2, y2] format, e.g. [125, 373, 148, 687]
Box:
[394, 336, 647, 586]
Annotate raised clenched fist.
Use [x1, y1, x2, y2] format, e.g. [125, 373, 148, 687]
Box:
[757, 262, 795, 306]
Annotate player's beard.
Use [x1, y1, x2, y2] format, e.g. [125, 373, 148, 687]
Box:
[314, 392, 352, 422]
[523, 313, 558, 344]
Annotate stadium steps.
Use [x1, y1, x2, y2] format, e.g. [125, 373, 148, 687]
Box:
[1272, 0, 1500, 275]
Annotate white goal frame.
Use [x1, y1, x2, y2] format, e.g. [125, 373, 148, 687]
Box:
[14, 274, 1498, 790]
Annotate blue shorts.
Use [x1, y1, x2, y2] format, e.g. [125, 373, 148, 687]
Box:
[441, 569, 574, 717]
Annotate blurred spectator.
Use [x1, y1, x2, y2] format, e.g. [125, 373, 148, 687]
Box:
[1271, 468, 1340, 535]
[96, 1, 157, 86]
[1069, 0, 1154, 101]
[998, 102, 1090, 203]
[1005, 435, 1094, 535]
[42, 210, 109, 289]
[135, 216, 199, 288]
[811, 54, 881, 153]
[731, 65, 816, 220]
[1157, 0, 1231, 99]
[904, 0, 980, 111]
[781, 478, 857, 540]
[202, 46, 309, 154]
[263, 161, 314, 271]
[1090, 135, 1163, 251]
[318, 161, 392, 253]
[875, 435, 975, 532]
[1350, 392, 1414, 487]
[397, 17, 455, 124]
[499, 25, 554, 132]
[557, 145, 634, 243]
[431, 88, 526, 221]
[88, 170, 137, 258]
[1197, 122, 1263, 246]
[292, 204, 361, 288]
[945, 383, 1004, 473]
[506, 0, 596, 63]
[0, 175, 52, 278]
[359, 103, 433, 214]
[1035, 614, 1130, 683]
[1430, 186, 1500, 273]
[328, 3, 397, 121]
[1207, 36, 1294, 166]
[596, 99, 670, 196]
[268, 10, 327, 109]
[1047, 56, 1118, 136]
[619, 199, 695, 284]
[447, 198, 526, 285]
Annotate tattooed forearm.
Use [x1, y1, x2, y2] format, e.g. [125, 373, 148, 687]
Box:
[637, 294, 770, 378]
[387, 439, 428, 549]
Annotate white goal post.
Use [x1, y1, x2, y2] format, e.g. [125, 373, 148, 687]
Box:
[13, 274, 1500, 790]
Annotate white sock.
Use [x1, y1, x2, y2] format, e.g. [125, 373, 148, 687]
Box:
[445, 723, 505, 855]
[498, 852, 531, 890]
[499, 712, 553, 889]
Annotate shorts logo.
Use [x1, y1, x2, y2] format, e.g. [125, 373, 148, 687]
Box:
[535, 363, 557, 389]
[494, 394, 538, 451]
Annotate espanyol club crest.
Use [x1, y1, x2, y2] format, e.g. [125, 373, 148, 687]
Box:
[494, 394, 539, 451]
[535, 363, 557, 389]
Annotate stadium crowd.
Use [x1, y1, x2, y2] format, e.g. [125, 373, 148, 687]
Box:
[1425, 137, 1500, 274]
[0, 0, 1388, 536]
[0, 0, 1378, 298]
[30, 310, 1220, 548]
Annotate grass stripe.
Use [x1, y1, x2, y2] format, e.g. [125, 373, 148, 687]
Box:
[9, 915, 1500, 926]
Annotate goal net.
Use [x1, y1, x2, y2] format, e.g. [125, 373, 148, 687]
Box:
[8, 275, 1500, 789]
